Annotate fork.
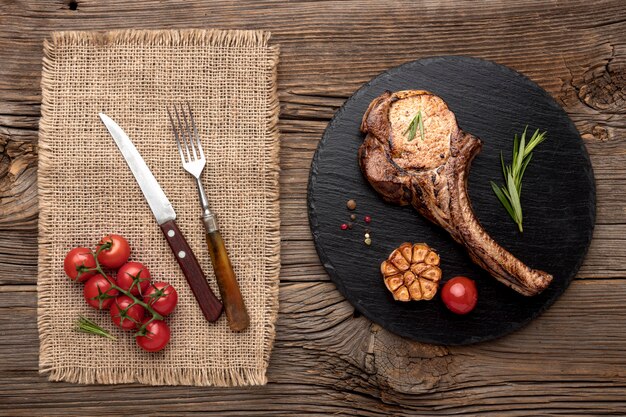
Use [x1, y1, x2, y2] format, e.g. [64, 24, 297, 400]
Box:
[167, 103, 250, 332]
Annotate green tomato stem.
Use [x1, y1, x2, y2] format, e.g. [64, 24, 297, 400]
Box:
[89, 254, 164, 324]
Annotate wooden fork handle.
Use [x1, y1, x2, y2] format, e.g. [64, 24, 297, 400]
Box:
[159, 220, 223, 322]
[205, 228, 250, 332]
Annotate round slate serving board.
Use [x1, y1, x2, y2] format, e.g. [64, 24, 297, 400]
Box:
[307, 56, 595, 345]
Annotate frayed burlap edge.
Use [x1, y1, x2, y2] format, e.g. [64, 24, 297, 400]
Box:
[37, 29, 281, 386]
[48, 28, 272, 48]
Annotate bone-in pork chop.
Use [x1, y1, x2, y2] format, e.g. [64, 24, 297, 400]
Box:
[358, 90, 552, 296]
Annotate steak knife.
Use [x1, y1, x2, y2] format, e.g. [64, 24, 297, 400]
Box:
[99, 113, 223, 322]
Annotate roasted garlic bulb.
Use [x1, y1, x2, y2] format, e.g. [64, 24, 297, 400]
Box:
[381, 242, 442, 302]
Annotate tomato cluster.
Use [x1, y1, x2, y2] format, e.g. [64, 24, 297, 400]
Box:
[64, 234, 178, 352]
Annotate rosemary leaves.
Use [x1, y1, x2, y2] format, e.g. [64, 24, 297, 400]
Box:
[490, 127, 548, 232]
[404, 110, 425, 142]
[75, 315, 117, 340]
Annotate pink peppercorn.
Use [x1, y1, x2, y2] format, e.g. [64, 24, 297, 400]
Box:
[341, 223, 348, 230]
[364, 216, 371, 223]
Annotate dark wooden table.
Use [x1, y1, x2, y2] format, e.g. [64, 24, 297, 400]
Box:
[1, 1, 625, 415]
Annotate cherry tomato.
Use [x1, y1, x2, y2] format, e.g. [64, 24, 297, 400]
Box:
[143, 282, 178, 316]
[117, 262, 151, 296]
[97, 234, 131, 269]
[136, 319, 171, 352]
[64, 247, 97, 282]
[83, 275, 118, 309]
[110, 295, 145, 330]
[441, 276, 478, 315]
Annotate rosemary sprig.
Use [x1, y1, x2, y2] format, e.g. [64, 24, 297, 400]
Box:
[490, 126, 547, 232]
[404, 110, 425, 142]
[75, 315, 117, 340]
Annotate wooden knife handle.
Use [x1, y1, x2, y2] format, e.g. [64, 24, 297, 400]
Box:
[159, 220, 223, 322]
[206, 230, 250, 332]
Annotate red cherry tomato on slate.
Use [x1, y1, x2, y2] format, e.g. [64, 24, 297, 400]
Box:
[143, 282, 178, 316]
[97, 234, 131, 269]
[117, 262, 151, 296]
[64, 247, 97, 282]
[110, 295, 145, 330]
[441, 276, 478, 315]
[136, 319, 171, 352]
[83, 275, 118, 309]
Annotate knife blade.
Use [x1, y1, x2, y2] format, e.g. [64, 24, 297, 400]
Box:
[99, 113, 223, 322]
[99, 113, 176, 225]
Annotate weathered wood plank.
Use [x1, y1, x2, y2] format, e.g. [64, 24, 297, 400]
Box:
[0, 0, 625, 415]
[2, 280, 626, 415]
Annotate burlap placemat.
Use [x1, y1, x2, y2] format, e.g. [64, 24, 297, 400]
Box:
[37, 29, 280, 386]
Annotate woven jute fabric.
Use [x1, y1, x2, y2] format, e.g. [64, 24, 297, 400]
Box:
[38, 29, 280, 386]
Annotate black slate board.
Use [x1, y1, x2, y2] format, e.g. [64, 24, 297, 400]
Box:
[307, 56, 596, 345]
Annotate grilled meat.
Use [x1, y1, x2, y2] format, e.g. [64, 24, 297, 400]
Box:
[359, 90, 552, 296]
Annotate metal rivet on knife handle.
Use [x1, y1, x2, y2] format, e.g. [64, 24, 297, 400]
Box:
[160, 220, 223, 322]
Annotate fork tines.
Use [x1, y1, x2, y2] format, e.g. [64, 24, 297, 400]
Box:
[167, 103, 205, 165]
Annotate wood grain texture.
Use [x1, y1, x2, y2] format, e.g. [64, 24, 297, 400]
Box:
[0, 0, 625, 415]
